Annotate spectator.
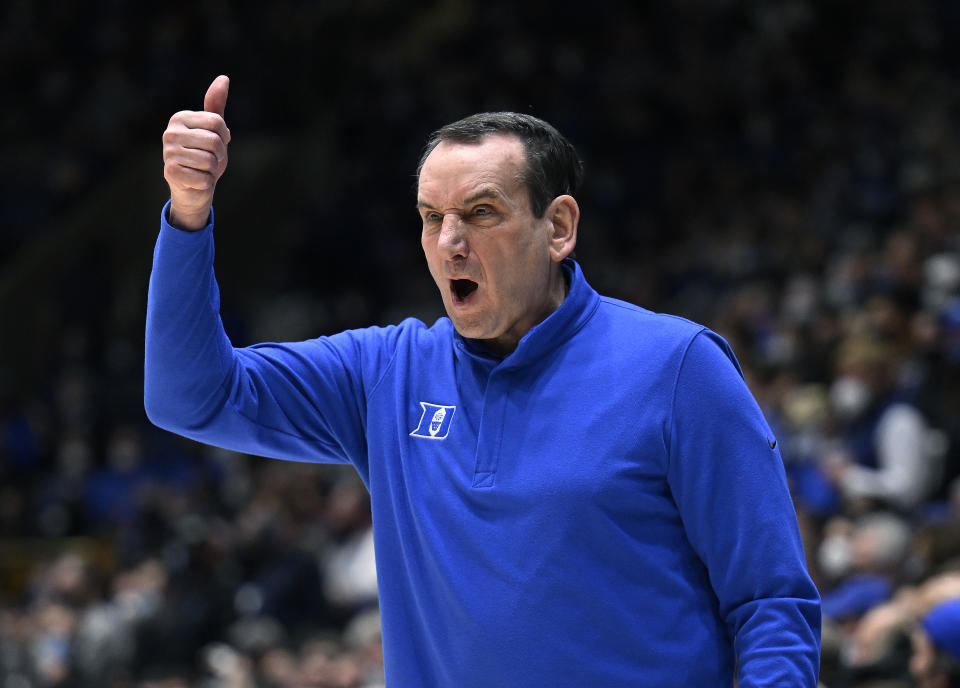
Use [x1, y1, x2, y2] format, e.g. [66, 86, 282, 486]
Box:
[822, 336, 941, 513]
[911, 598, 960, 688]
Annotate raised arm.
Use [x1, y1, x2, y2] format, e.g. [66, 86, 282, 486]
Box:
[145, 78, 386, 478]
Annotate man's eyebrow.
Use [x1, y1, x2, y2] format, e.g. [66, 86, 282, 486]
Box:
[416, 188, 503, 211]
[463, 188, 502, 205]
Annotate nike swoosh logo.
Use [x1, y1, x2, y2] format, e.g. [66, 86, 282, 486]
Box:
[768, 438, 778, 449]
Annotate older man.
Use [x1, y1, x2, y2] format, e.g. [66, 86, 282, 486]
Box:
[146, 75, 821, 686]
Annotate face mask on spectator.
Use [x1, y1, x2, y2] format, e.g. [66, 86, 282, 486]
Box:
[830, 376, 872, 422]
[819, 532, 853, 580]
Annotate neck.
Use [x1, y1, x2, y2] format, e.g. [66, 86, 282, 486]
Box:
[481, 262, 570, 357]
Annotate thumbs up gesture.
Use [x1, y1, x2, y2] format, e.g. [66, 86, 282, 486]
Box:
[162, 75, 231, 230]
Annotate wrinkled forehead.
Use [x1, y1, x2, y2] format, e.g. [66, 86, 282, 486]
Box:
[417, 135, 528, 203]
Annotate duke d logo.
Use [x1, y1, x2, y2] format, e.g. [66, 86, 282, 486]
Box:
[410, 402, 456, 439]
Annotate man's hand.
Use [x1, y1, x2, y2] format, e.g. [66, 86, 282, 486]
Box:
[162, 75, 231, 230]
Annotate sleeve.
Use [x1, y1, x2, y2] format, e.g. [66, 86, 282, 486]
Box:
[144, 202, 396, 481]
[666, 330, 821, 687]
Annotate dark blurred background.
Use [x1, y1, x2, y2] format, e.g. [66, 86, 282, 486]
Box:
[2, 1, 960, 686]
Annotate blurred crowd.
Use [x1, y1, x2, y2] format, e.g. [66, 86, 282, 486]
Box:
[3, 0, 960, 686]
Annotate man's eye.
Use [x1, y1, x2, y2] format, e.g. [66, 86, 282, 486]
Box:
[474, 206, 491, 216]
[425, 212, 441, 223]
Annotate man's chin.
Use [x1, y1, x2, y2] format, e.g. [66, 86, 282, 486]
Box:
[450, 323, 486, 340]
[445, 312, 489, 340]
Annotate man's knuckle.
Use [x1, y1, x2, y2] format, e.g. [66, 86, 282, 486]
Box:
[163, 162, 182, 183]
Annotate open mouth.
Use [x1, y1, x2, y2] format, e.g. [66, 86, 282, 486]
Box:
[450, 279, 479, 304]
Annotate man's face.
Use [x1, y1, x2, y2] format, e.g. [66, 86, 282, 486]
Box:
[417, 135, 565, 354]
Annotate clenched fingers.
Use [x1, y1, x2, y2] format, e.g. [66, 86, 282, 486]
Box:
[164, 146, 224, 175]
[163, 126, 228, 163]
[163, 151, 226, 190]
[168, 110, 231, 144]
[163, 162, 218, 192]
[163, 122, 228, 183]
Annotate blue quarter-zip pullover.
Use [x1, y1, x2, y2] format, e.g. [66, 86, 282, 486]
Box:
[145, 203, 820, 687]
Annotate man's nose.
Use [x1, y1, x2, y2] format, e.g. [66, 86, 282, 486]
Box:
[437, 214, 468, 258]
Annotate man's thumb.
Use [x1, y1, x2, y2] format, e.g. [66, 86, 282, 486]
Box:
[203, 75, 229, 117]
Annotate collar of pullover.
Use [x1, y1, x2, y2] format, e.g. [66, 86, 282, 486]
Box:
[453, 259, 601, 370]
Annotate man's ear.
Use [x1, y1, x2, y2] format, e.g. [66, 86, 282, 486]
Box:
[545, 195, 579, 262]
